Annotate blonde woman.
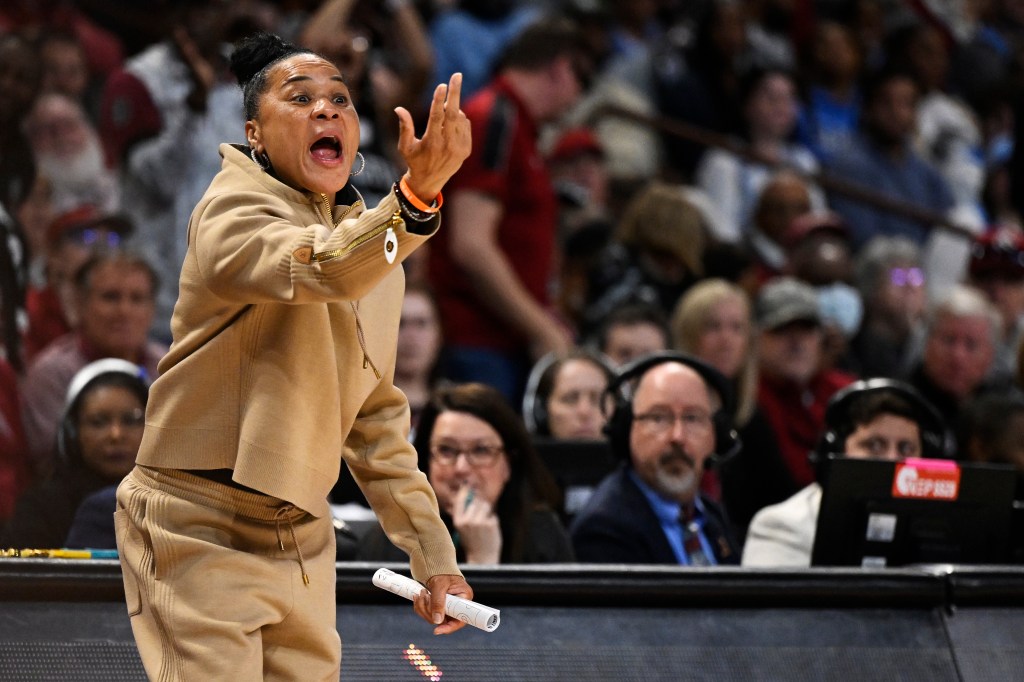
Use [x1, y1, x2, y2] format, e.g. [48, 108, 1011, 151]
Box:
[670, 278, 795, 540]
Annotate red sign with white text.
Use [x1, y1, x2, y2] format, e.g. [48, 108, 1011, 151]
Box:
[891, 459, 961, 501]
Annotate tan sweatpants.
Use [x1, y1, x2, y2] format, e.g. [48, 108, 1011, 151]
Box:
[115, 466, 340, 681]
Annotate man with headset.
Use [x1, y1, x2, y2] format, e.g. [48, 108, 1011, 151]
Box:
[742, 378, 949, 567]
[569, 352, 741, 565]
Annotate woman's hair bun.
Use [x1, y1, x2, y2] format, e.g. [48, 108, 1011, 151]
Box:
[229, 32, 300, 87]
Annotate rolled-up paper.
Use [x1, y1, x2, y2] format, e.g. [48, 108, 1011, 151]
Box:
[372, 567, 500, 632]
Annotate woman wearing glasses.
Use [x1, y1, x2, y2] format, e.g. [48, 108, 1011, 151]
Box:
[359, 382, 574, 564]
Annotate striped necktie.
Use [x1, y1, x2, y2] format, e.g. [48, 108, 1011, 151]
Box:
[681, 506, 712, 567]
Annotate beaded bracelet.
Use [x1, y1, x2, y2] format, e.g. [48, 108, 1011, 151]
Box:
[393, 181, 441, 222]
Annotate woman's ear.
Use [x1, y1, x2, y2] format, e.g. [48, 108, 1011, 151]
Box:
[245, 120, 259, 150]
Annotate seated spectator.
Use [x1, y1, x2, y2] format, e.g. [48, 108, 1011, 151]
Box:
[357, 383, 573, 564]
[582, 181, 708, 335]
[671, 278, 794, 539]
[23, 92, 119, 213]
[756, 277, 856, 491]
[1, 359, 147, 549]
[796, 20, 864, 164]
[522, 347, 617, 518]
[784, 212, 863, 372]
[522, 347, 615, 441]
[23, 205, 133, 361]
[695, 67, 825, 243]
[847, 236, 927, 378]
[591, 301, 670, 368]
[966, 229, 1024, 380]
[21, 251, 165, 480]
[743, 170, 814, 287]
[651, 0, 749, 180]
[743, 378, 950, 567]
[825, 67, 955, 249]
[394, 283, 445, 438]
[570, 352, 742, 565]
[905, 284, 1004, 431]
[887, 21, 985, 229]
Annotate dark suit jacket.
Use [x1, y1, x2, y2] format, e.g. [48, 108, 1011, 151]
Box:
[569, 465, 740, 565]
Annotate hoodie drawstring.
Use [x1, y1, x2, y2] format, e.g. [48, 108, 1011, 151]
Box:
[274, 505, 310, 586]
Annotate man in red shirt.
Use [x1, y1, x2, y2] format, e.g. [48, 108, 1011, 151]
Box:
[756, 277, 855, 489]
[428, 17, 589, 401]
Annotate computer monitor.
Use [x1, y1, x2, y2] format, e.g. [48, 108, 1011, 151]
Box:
[532, 438, 616, 517]
[811, 457, 1018, 567]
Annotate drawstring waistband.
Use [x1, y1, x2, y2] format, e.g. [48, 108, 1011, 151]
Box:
[129, 467, 313, 587]
[275, 505, 310, 586]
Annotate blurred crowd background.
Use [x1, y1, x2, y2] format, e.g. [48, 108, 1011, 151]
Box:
[4, 0, 1024, 565]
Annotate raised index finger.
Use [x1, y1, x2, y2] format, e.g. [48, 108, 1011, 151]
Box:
[444, 72, 463, 115]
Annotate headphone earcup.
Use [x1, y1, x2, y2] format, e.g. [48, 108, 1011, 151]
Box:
[708, 412, 741, 468]
[604, 400, 633, 461]
[534, 398, 549, 437]
[57, 418, 77, 464]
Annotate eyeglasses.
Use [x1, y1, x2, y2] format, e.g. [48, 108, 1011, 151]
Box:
[889, 267, 924, 288]
[430, 442, 504, 468]
[67, 227, 123, 249]
[634, 410, 712, 436]
[80, 408, 145, 431]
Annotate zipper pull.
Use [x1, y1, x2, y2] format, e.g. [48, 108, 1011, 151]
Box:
[363, 355, 369, 369]
[384, 225, 398, 264]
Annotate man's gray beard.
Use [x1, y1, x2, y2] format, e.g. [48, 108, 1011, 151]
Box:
[36, 136, 118, 212]
[653, 450, 699, 501]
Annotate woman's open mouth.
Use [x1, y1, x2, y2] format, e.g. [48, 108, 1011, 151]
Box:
[309, 135, 342, 164]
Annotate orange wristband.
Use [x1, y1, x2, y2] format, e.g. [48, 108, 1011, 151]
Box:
[399, 176, 443, 213]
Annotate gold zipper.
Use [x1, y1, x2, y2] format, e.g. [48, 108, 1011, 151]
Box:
[313, 211, 402, 263]
[351, 301, 381, 379]
[318, 193, 362, 226]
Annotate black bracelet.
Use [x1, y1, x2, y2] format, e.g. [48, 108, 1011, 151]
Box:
[393, 182, 437, 222]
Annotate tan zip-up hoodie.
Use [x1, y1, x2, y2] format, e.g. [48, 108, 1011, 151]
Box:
[136, 143, 458, 581]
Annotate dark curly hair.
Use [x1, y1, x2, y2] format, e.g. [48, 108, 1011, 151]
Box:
[412, 383, 563, 562]
[229, 31, 322, 120]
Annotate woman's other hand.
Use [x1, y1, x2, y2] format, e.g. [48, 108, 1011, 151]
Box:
[452, 485, 501, 564]
[394, 72, 471, 202]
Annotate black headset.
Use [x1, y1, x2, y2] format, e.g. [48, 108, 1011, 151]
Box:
[603, 351, 741, 467]
[57, 358, 149, 464]
[810, 378, 953, 473]
[522, 348, 616, 436]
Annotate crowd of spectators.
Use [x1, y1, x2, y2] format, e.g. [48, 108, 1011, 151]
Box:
[4, 0, 1024, 568]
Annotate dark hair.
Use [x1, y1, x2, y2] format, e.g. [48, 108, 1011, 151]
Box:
[412, 383, 563, 562]
[958, 391, 1024, 465]
[860, 65, 920, 108]
[61, 371, 149, 470]
[229, 32, 320, 120]
[496, 16, 585, 73]
[74, 251, 159, 300]
[593, 302, 670, 352]
[531, 348, 615, 437]
[0, 215, 27, 371]
[842, 390, 921, 439]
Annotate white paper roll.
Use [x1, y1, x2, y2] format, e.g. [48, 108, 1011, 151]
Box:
[372, 567, 501, 632]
